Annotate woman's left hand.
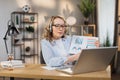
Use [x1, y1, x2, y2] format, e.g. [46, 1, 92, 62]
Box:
[95, 40, 100, 47]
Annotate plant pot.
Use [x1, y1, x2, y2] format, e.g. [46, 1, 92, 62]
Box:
[84, 21, 89, 25]
[25, 32, 33, 38]
[84, 18, 89, 25]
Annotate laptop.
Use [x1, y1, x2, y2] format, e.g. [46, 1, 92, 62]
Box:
[56, 47, 118, 74]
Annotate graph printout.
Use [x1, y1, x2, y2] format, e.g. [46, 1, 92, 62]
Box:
[69, 35, 98, 54]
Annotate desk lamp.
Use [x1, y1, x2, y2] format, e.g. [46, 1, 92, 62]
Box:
[3, 20, 20, 62]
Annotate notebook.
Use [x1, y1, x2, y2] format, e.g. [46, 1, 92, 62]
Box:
[56, 47, 117, 74]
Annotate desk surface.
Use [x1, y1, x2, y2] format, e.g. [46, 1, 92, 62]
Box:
[0, 64, 111, 80]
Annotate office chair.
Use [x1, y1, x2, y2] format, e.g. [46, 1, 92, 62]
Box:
[40, 51, 46, 80]
[40, 51, 46, 64]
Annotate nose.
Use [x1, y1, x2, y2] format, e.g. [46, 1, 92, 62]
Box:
[59, 27, 64, 31]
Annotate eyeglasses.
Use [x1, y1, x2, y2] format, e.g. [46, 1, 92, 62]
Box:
[52, 24, 67, 29]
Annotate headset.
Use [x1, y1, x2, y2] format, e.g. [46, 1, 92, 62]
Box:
[49, 16, 54, 33]
[49, 16, 66, 34]
[49, 20, 52, 33]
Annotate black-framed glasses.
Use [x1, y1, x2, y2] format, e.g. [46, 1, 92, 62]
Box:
[52, 24, 67, 29]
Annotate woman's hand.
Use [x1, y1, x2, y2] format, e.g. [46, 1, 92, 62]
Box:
[95, 40, 100, 47]
[65, 52, 81, 64]
[73, 53, 80, 61]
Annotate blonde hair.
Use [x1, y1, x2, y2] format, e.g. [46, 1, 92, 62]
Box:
[42, 16, 67, 41]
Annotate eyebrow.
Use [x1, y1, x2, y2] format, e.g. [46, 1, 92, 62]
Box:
[53, 23, 65, 25]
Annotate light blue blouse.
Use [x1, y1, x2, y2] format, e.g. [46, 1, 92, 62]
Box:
[41, 36, 72, 67]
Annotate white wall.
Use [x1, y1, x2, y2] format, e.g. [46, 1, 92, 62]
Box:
[0, 0, 83, 61]
[97, 0, 116, 45]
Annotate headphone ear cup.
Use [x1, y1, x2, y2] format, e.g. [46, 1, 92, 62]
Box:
[49, 22, 52, 33]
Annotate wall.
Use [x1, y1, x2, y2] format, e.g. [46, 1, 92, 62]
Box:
[118, 0, 120, 16]
[97, 0, 116, 45]
[0, 0, 116, 61]
[0, 0, 83, 61]
[0, 0, 19, 61]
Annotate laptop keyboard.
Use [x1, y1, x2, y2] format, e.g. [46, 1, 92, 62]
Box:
[54, 64, 73, 69]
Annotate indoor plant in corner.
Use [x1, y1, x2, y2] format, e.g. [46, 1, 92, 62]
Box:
[77, 0, 95, 25]
[26, 26, 34, 38]
[103, 33, 111, 47]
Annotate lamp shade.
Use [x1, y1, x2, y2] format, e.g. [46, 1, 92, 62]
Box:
[8, 21, 20, 36]
[66, 16, 76, 26]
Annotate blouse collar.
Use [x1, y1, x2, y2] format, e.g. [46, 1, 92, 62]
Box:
[51, 38, 66, 46]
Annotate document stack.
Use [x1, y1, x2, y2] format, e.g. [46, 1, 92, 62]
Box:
[0, 60, 25, 68]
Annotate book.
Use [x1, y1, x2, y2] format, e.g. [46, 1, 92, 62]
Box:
[69, 35, 98, 54]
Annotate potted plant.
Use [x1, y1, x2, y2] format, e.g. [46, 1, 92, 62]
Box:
[77, 0, 95, 25]
[25, 26, 34, 38]
[103, 33, 111, 47]
[26, 26, 34, 33]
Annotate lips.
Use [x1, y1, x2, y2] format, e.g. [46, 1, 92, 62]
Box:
[58, 32, 63, 34]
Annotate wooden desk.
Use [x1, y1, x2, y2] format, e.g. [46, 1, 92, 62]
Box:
[0, 64, 111, 80]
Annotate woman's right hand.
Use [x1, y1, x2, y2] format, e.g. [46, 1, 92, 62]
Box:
[65, 52, 81, 64]
[73, 53, 80, 61]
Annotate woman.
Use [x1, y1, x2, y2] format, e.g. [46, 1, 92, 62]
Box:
[41, 16, 99, 67]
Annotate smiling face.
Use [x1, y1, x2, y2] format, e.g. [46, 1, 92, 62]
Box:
[52, 18, 66, 39]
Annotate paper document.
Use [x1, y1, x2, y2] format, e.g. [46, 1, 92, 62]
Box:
[0, 60, 25, 68]
[69, 35, 98, 54]
[42, 66, 56, 70]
